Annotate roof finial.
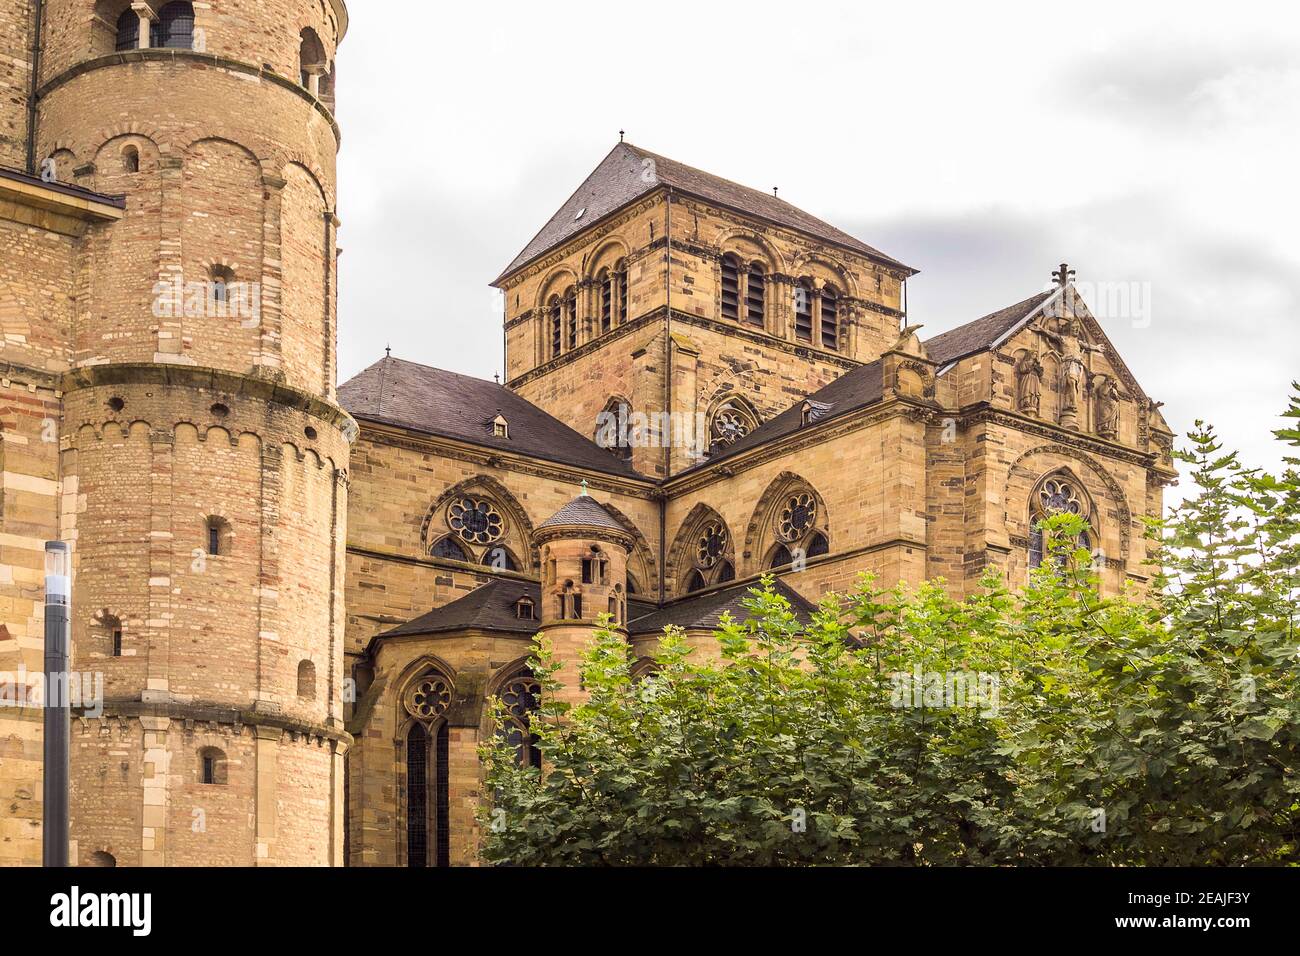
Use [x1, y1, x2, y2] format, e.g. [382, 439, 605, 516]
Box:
[579, 478, 589, 497]
[494, 372, 500, 385]
[1051, 263, 1075, 289]
[619, 129, 625, 143]
[385, 343, 391, 358]
[773, 186, 779, 198]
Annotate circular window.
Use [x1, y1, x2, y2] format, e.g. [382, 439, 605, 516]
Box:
[696, 522, 728, 569]
[777, 492, 817, 542]
[447, 496, 505, 545]
[403, 674, 452, 721]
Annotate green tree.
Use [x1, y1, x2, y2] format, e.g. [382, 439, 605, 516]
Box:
[480, 387, 1300, 865]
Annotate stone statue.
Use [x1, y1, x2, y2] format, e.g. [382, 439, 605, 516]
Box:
[1014, 351, 1043, 415]
[1038, 317, 1102, 430]
[1095, 377, 1121, 439]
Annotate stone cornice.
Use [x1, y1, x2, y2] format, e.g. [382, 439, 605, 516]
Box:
[960, 403, 1170, 472]
[0, 167, 124, 236]
[76, 700, 353, 749]
[37, 49, 341, 147]
[61, 363, 359, 442]
[355, 419, 658, 497]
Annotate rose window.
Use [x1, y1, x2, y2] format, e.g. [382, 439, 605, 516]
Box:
[447, 496, 504, 545]
[403, 674, 452, 721]
[712, 406, 753, 446]
[777, 492, 817, 542]
[1037, 478, 1084, 518]
[696, 523, 728, 569]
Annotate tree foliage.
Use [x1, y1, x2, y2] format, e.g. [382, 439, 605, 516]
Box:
[481, 387, 1300, 865]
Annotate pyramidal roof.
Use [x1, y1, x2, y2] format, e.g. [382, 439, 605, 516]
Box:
[495, 142, 915, 283]
[536, 493, 625, 532]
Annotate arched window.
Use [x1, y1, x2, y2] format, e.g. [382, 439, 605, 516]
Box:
[764, 485, 829, 570]
[98, 613, 123, 658]
[150, 2, 194, 49]
[745, 262, 766, 326]
[768, 544, 793, 569]
[684, 569, 706, 593]
[681, 516, 733, 594]
[1028, 474, 1092, 570]
[794, 279, 814, 343]
[548, 295, 562, 359]
[721, 254, 741, 320]
[115, 9, 138, 51]
[297, 660, 316, 700]
[205, 516, 230, 556]
[615, 259, 628, 323]
[498, 669, 542, 769]
[820, 284, 840, 350]
[806, 531, 829, 558]
[122, 145, 139, 173]
[299, 28, 327, 90]
[403, 668, 453, 867]
[209, 265, 235, 308]
[429, 536, 471, 562]
[598, 268, 612, 334]
[626, 574, 640, 596]
[199, 747, 227, 785]
[87, 851, 117, 868]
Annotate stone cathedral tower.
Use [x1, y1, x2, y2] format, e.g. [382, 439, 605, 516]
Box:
[0, 0, 352, 866]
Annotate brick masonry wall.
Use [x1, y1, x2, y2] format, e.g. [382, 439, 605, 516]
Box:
[0, 0, 31, 171]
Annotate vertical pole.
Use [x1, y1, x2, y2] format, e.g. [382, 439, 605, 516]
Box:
[43, 540, 70, 867]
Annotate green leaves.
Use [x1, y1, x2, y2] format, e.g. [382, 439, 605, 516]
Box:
[479, 385, 1300, 866]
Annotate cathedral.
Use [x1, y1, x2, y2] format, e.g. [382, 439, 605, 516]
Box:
[0, 0, 1177, 868]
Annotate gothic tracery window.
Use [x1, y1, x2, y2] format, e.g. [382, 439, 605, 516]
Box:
[1028, 474, 1093, 570]
[709, 401, 759, 453]
[683, 518, 734, 594]
[498, 670, 542, 769]
[765, 486, 829, 569]
[404, 669, 453, 868]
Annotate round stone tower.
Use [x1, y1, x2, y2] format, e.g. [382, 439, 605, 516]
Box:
[534, 492, 633, 705]
[35, 0, 352, 866]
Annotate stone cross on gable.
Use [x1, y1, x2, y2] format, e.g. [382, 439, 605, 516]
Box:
[1051, 263, 1076, 289]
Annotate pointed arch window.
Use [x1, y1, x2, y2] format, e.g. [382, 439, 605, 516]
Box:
[766, 486, 829, 569]
[430, 536, 471, 562]
[596, 398, 633, 460]
[721, 254, 741, 321]
[498, 670, 542, 769]
[820, 285, 840, 351]
[745, 263, 766, 327]
[1028, 474, 1093, 570]
[404, 670, 453, 868]
[794, 279, 814, 343]
[683, 518, 734, 594]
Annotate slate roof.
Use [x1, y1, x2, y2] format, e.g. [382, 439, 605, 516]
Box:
[495, 142, 915, 283]
[689, 288, 1058, 471]
[338, 356, 645, 479]
[372, 576, 817, 648]
[536, 495, 626, 532]
[627, 578, 817, 635]
[925, 289, 1056, 368]
[373, 578, 542, 642]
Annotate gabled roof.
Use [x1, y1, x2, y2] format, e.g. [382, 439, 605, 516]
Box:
[536, 494, 626, 532]
[338, 355, 645, 479]
[495, 142, 914, 283]
[627, 578, 817, 635]
[686, 288, 1058, 472]
[373, 578, 542, 642]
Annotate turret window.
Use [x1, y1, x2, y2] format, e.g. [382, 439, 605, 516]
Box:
[151, 2, 194, 50]
[114, 9, 138, 52]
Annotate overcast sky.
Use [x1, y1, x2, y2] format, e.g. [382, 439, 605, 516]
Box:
[335, 0, 1300, 485]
